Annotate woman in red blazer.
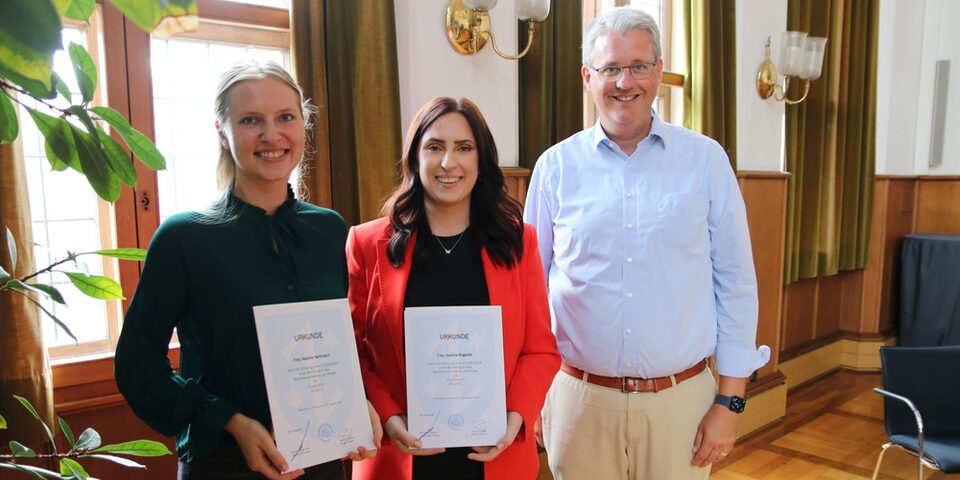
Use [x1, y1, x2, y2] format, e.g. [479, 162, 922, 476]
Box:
[347, 97, 560, 480]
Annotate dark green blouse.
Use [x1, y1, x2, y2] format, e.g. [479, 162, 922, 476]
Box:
[115, 189, 348, 462]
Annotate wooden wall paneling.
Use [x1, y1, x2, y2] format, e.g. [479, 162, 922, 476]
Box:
[502, 167, 530, 206]
[814, 274, 842, 338]
[781, 279, 818, 354]
[879, 178, 918, 333]
[737, 172, 789, 378]
[857, 178, 889, 334]
[915, 177, 960, 234]
[838, 270, 863, 333]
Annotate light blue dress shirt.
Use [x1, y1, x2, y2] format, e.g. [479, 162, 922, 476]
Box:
[524, 113, 770, 379]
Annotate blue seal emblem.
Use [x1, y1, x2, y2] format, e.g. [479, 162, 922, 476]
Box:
[317, 423, 334, 441]
[447, 414, 464, 431]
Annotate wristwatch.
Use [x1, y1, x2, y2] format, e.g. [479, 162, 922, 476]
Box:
[714, 394, 746, 413]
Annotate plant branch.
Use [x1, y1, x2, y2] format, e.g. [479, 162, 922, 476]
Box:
[0, 79, 69, 115]
[1, 450, 92, 461]
[18, 253, 75, 284]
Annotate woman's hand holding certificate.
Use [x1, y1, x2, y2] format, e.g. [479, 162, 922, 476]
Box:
[253, 299, 377, 472]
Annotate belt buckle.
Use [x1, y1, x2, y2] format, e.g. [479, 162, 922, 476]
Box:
[620, 376, 658, 393]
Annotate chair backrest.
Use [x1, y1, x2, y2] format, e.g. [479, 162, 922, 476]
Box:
[879, 345, 960, 437]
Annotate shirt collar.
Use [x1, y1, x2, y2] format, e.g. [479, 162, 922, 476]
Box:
[592, 110, 669, 153]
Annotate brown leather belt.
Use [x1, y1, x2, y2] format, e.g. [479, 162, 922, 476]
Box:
[561, 359, 708, 393]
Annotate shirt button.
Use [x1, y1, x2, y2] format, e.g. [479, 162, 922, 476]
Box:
[626, 257, 633, 263]
[287, 284, 294, 291]
[626, 292, 633, 298]
[627, 192, 634, 198]
[626, 328, 633, 334]
[626, 362, 633, 367]
[626, 224, 634, 229]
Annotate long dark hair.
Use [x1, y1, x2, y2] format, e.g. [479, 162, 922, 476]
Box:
[381, 97, 523, 268]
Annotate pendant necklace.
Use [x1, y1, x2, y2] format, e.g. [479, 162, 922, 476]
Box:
[434, 230, 466, 254]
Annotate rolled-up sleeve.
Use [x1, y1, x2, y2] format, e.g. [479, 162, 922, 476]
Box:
[706, 152, 770, 378]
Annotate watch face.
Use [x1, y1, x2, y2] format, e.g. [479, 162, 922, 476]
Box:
[730, 396, 746, 413]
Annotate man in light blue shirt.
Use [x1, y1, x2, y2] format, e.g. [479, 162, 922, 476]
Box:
[524, 7, 769, 479]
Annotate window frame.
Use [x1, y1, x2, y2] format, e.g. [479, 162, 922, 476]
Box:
[45, 0, 291, 366]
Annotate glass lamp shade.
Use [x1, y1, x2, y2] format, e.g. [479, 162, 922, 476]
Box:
[799, 36, 827, 80]
[516, 0, 550, 21]
[463, 0, 498, 10]
[779, 31, 807, 77]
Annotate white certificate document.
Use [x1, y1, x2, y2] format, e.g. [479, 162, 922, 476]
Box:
[404, 306, 506, 449]
[253, 298, 374, 472]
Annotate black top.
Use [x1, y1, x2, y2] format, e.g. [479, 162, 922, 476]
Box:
[404, 226, 489, 308]
[115, 188, 348, 462]
[404, 226, 487, 480]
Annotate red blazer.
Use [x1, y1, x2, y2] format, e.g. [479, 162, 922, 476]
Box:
[347, 217, 560, 480]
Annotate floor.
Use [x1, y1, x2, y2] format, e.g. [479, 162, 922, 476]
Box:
[710, 370, 956, 479]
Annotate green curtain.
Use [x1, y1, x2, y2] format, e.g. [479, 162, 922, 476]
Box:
[518, 1, 583, 170]
[0, 107, 55, 446]
[683, 0, 737, 169]
[783, 0, 877, 283]
[290, 0, 402, 225]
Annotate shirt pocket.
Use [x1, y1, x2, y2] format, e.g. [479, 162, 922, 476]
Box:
[657, 192, 709, 250]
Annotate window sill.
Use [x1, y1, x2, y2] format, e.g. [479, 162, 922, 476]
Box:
[52, 346, 180, 414]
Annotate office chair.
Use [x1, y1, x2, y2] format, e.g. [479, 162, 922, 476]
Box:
[871, 345, 960, 480]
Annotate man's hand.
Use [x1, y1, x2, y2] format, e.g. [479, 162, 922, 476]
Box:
[690, 405, 738, 467]
[383, 415, 445, 456]
[225, 413, 305, 480]
[467, 411, 523, 462]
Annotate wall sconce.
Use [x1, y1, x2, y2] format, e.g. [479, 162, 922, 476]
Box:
[757, 32, 827, 104]
[445, 0, 551, 60]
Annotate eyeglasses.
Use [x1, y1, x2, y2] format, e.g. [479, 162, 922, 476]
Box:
[589, 62, 658, 81]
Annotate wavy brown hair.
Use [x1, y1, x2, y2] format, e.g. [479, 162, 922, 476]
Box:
[382, 97, 523, 268]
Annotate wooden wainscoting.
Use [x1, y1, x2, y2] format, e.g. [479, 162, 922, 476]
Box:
[502, 167, 531, 206]
[916, 176, 960, 234]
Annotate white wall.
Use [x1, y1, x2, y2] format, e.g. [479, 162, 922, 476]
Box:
[394, 0, 520, 166]
[877, 0, 960, 175]
[735, 0, 788, 172]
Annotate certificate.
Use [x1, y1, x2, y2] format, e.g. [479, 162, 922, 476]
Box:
[253, 298, 374, 472]
[404, 306, 506, 449]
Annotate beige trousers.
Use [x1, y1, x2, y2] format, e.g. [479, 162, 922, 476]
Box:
[542, 367, 716, 480]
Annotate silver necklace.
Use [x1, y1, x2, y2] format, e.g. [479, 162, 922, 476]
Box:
[434, 231, 466, 254]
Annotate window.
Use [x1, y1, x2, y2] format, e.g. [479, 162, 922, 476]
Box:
[583, 0, 684, 127]
[21, 1, 292, 361]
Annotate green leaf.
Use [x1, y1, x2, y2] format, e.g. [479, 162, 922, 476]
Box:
[5, 226, 15, 273]
[92, 439, 172, 457]
[0, 413, 6, 429]
[74, 427, 101, 451]
[32, 283, 65, 304]
[65, 0, 97, 21]
[94, 248, 147, 261]
[0, 266, 9, 282]
[81, 453, 147, 469]
[0, 91, 18, 143]
[0, 0, 61, 95]
[91, 106, 166, 170]
[52, 71, 73, 103]
[13, 395, 56, 451]
[13, 287, 78, 342]
[67, 42, 97, 104]
[60, 457, 89, 479]
[64, 271, 124, 300]
[59, 416, 76, 448]
[71, 124, 120, 202]
[51, 0, 73, 17]
[5, 279, 65, 304]
[96, 126, 137, 186]
[106, 0, 199, 36]
[26, 106, 80, 172]
[9, 440, 37, 457]
[1, 462, 51, 480]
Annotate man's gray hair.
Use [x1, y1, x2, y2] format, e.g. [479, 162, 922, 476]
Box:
[582, 7, 662, 66]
